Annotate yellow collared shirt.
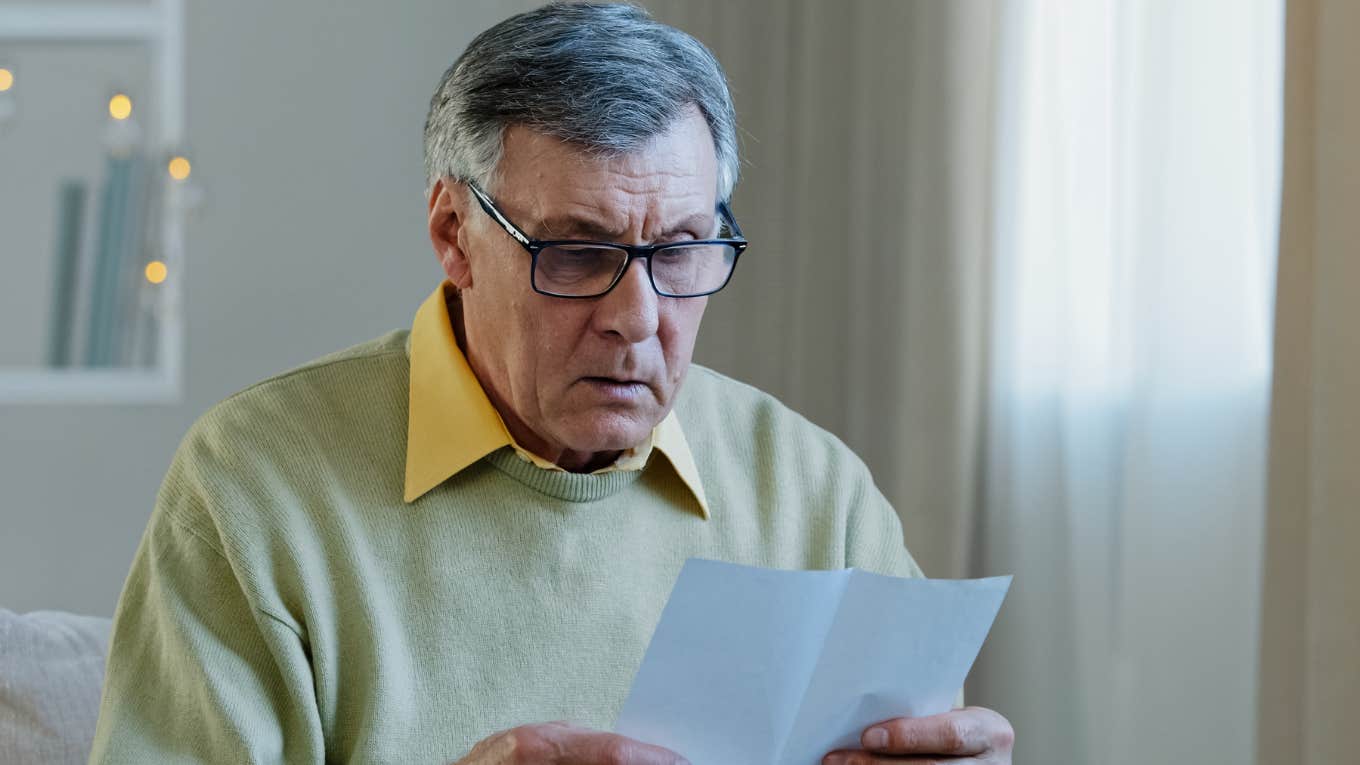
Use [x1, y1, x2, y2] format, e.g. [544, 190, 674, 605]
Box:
[402, 281, 710, 517]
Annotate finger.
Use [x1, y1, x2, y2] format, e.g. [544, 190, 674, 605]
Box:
[822, 751, 967, 765]
[460, 728, 519, 763]
[531, 725, 690, 765]
[859, 708, 996, 756]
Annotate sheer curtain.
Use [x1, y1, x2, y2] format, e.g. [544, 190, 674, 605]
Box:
[972, 2, 1283, 764]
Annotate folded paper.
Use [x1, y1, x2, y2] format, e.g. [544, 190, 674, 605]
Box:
[615, 559, 1011, 765]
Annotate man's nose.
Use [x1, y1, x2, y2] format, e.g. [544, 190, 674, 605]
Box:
[594, 257, 660, 342]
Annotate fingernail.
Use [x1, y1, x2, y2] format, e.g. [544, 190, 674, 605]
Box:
[864, 727, 889, 748]
[822, 755, 843, 765]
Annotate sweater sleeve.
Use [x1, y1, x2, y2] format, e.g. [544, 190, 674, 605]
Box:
[843, 458, 926, 580]
[842, 461, 969, 710]
[88, 455, 324, 764]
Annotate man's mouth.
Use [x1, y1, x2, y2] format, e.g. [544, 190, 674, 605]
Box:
[584, 375, 645, 385]
[580, 376, 652, 401]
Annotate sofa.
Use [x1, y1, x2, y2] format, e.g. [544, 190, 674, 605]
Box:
[0, 609, 112, 765]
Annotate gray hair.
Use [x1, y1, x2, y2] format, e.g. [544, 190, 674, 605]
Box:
[422, 2, 739, 202]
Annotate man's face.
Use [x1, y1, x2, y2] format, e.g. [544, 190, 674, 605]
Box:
[431, 108, 719, 468]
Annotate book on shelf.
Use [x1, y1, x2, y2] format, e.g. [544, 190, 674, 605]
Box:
[44, 179, 86, 368]
[80, 149, 159, 369]
[119, 157, 163, 369]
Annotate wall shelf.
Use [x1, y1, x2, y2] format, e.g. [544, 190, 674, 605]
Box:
[0, 0, 188, 405]
[0, 367, 179, 405]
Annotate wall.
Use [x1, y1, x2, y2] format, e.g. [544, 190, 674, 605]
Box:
[0, 0, 540, 614]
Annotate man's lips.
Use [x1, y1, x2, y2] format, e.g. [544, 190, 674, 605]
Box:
[582, 375, 647, 385]
[578, 376, 655, 400]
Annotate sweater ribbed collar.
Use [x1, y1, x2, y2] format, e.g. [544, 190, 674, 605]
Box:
[482, 447, 646, 503]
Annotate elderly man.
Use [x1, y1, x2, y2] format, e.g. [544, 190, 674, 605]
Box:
[90, 3, 1013, 764]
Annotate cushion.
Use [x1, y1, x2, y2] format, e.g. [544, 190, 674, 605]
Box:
[0, 609, 112, 765]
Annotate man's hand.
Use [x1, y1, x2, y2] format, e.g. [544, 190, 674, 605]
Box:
[454, 721, 690, 765]
[822, 707, 1014, 764]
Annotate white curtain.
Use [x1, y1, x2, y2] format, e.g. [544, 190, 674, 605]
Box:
[972, 2, 1283, 764]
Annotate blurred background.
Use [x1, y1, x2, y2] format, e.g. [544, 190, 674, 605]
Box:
[1, 1, 1355, 764]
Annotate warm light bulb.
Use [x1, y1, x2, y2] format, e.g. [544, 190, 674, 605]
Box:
[0, 69, 13, 92]
[145, 261, 167, 284]
[168, 156, 191, 180]
[109, 93, 132, 120]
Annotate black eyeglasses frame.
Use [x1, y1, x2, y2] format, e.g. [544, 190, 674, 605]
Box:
[464, 180, 749, 299]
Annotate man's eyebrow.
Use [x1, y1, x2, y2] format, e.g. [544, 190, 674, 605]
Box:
[536, 212, 715, 242]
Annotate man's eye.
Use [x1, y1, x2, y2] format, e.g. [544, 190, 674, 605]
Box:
[539, 247, 622, 281]
[564, 248, 612, 259]
[654, 249, 689, 263]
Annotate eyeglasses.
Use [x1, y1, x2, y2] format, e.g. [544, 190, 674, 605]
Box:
[465, 180, 748, 299]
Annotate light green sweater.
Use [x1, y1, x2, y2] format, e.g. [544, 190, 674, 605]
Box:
[88, 329, 922, 764]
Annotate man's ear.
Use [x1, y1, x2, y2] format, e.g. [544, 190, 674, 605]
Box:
[427, 177, 473, 289]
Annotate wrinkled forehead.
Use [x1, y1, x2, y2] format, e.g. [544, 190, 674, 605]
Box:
[494, 111, 720, 241]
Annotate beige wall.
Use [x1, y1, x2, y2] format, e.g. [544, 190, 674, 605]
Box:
[1257, 0, 1360, 762]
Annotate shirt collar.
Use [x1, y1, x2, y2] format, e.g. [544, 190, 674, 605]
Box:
[403, 281, 710, 518]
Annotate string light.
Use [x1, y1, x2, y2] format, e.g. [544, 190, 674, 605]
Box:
[108, 93, 132, 120]
[145, 261, 167, 284]
[168, 156, 191, 180]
